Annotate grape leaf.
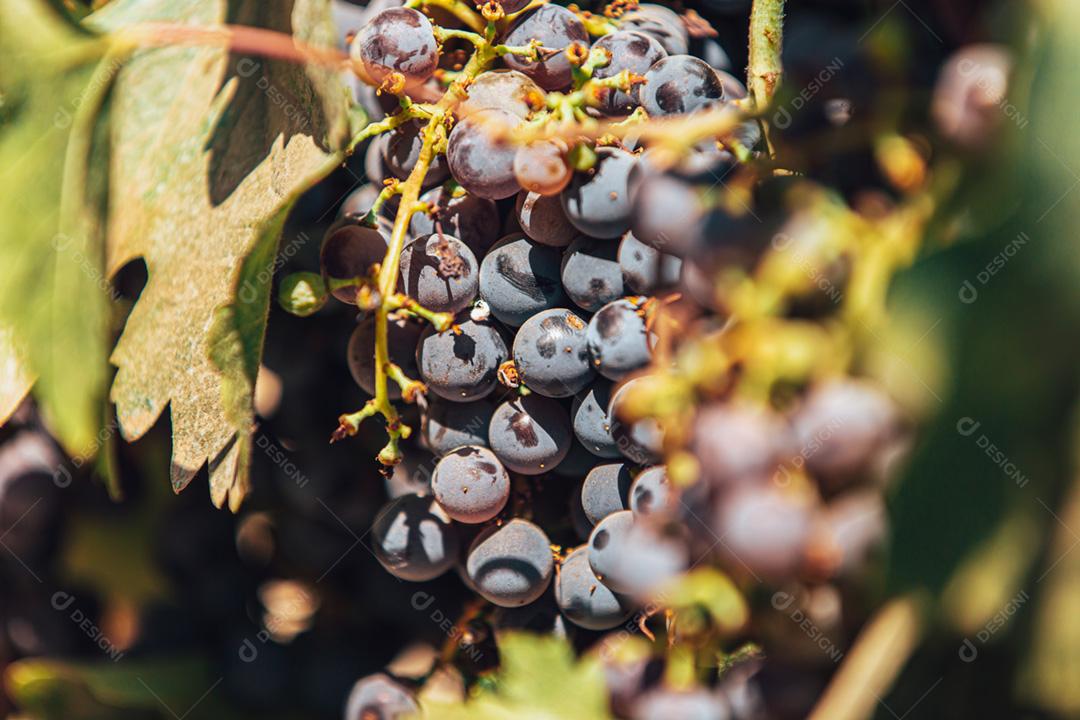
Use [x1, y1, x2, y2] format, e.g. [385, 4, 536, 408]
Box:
[0, 326, 33, 426]
[88, 0, 350, 509]
[0, 0, 114, 458]
[423, 632, 613, 720]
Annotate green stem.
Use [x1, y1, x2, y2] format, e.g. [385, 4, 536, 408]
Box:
[747, 0, 786, 110]
[405, 0, 486, 32]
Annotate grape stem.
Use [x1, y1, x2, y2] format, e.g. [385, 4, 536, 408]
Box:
[355, 30, 502, 465]
[747, 0, 786, 155]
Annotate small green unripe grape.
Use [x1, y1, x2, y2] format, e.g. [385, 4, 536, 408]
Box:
[278, 272, 328, 317]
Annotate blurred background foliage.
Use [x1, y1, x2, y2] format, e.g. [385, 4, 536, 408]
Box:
[3, 0, 1080, 718]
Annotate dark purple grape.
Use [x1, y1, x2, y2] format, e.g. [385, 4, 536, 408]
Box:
[320, 222, 388, 303]
[789, 380, 899, 489]
[586, 509, 635, 592]
[629, 465, 673, 519]
[561, 147, 637, 239]
[432, 445, 510, 523]
[466, 519, 554, 606]
[586, 298, 651, 381]
[514, 140, 572, 196]
[348, 315, 423, 399]
[620, 4, 689, 56]
[610, 378, 664, 465]
[561, 235, 625, 312]
[932, 44, 1012, 149]
[371, 493, 459, 581]
[818, 490, 887, 576]
[387, 449, 434, 498]
[581, 463, 632, 525]
[489, 394, 571, 474]
[556, 546, 633, 630]
[641, 55, 725, 117]
[384, 119, 451, 185]
[630, 174, 705, 257]
[691, 403, 792, 487]
[592, 31, 668, 115]
[479, 234, 567, 326]
[423, 397, 495, 456]
[416, 315, 508, 402]
[344, 673, 419, 720]
[715, 484, 813, 581]
[410, 186, 500, 257]
[572, 379, 621, 458]
[352, 8, 439, 87]
[502, 4, 588, 91]
[618, 231, 683, 294]
[633, 689, 731, 720]
[446, 109, 522, 200]
[516, 191, 578, 247]
[398, 233, 479, 314]
[0, 431, 61, 563]
[553, 438, 600, 478]
[457, 68, 540, 119]
[512, 308, 595, 397]
[365, 133, 394, 184]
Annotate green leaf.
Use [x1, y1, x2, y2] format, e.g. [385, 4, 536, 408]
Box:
[6, 657, 224, 720]
[88, 0, 349, 509]
[0, 0, 113, 459]
[423, 632, 612, 720]
[0, 325, 34, 425]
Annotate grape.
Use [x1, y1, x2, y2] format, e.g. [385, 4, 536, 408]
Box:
[365, 133, 393, 184]
[344, 673, 419, 720]
[605, 519, 689, 596]
[586, 509, 634, 593]
[553, 438, 599, 478]
[466, 519, 554, 607]
[351, 8, 439, 88]
[561, 147, 637, 239]
[489, 394, 571, 474]
[431, 445, 510, 523]
[789, 380, 899, 488]
[501, 4, 588, 91]
[620, 4, 689, 56]
[817, 490, 887, 577]
[348, 315, 423, 399]
[570, 480, 594, 539]
[641, 55, 725, 117]
[514, 140, 572, 196]
[715, 69, 748, 101]
[512, 308, 595, 397]
[446, 109, 523, 200]
[398, 234, 479, 314]
[423, 397, 495, 456]
[592, 31, 668, 115]
[696, 36, 733, 72]
[560, 235, 625, 312]
[628, 185, 698, 260]
[586, 298, 651, 381]
[479, 234, 567, 326]
[0, 431, 61, 563]
[410, 186, 500, 257]
[371, 493, 459, 581]
[580, 463, 632, 525]
[571, 379, 621, 458]
[386, 449, 434, 498]
[457, 69, 540, 120]
[633, 689, 731, 720]
[691, 403, 792, 487]
[384, 119, 451, 185]
[555, 546, 633, 630]
[713, 485, 812, 580]
[629, 465, 674, 519]
[320, 222, 388, 303]
[610, 378, 664, 465]
[515, 191, 578, 247]
[487, 0, 531, 14]
[932, 44, 1012, 149]
[618, 231, 683, 294]
[416, 315, 508, 402]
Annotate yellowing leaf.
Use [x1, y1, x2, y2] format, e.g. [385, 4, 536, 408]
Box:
[89, 0, 349, 508]
[423, 632, 612, 720]
[0, 0, 113, 458]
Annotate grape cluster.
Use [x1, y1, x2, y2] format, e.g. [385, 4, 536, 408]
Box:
[281, 2, 916, 718]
